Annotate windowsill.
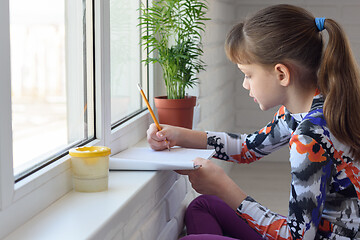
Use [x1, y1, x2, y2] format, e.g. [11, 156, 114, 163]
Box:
[6, 172, 159, 240]
[4, 139, 188, 240]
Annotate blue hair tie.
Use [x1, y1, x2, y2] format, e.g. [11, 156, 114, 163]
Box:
[315, 17, 325, 31]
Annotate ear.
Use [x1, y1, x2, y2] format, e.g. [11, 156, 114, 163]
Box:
[273, 63, 290, 87]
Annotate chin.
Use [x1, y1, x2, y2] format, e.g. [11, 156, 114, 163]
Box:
[258, 105, 267, 111]
[260, 103, 281, 111]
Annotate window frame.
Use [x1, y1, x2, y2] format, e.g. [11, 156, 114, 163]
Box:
[0, 0, 152, 238]
[0, 0, 14, 211]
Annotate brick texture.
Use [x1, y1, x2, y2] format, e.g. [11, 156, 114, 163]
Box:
[196, 0, 360, 162]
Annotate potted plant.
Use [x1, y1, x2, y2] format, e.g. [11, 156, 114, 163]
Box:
[139, 0, 209, 129]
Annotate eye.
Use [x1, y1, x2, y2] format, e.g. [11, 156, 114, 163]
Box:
[244, 75, 251, 79]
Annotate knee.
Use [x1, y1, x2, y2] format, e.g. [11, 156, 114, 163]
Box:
[185, 195, 213, 221]
[187, 195, 219, 211]
[179, 234, 208, 240]
[179, 236, 192, 240]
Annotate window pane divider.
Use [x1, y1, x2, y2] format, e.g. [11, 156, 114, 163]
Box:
[94, 0, 111, 147]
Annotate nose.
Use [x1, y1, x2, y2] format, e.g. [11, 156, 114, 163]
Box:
[242, 76, 250, 90]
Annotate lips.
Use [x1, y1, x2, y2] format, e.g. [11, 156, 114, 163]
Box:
[250, 95, 256, 102]
[249, 93, 257, 103]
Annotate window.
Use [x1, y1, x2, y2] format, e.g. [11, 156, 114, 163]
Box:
[8, 0, 151, 181]
[10, 0, 95, 181]
[0, 1, 151, 237]
[110, 0, 148, 125]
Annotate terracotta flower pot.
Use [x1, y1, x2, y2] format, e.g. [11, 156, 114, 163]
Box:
[154, 96, 197, 129]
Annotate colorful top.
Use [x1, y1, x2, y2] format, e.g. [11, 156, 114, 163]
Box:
[206, 93, 360, 240]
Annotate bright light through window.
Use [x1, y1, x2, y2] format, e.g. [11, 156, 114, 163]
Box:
[10, 0, 94, 178]
[110, 0, 146, 124]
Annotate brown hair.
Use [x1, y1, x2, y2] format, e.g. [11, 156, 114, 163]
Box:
[225, 4, 360, 160]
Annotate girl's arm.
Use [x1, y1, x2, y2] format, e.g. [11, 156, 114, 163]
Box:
[235, 133, 331, 239]
[148, 106, 291, 156]
[174, 127, 208, 149]
[207, 106, 291, 163]
[180, 134, 331, 239]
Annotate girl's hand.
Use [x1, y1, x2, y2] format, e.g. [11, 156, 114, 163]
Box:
[176, 158, 229, 196]
[146, 123, 207, 150]
[176, 158, 248, 210]
[146, 123, 180, 151]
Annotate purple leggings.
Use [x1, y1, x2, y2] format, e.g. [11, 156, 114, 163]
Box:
[180, 195, 264, 240]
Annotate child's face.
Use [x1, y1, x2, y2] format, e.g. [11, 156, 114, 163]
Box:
[237, 63, 285, 111]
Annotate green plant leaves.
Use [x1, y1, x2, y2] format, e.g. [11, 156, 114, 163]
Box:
[139, 0, 210, 99]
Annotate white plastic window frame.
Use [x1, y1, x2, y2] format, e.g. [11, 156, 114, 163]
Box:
[0, 0, 152, 238]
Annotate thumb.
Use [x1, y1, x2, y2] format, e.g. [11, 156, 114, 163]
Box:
[156, 128, 169, 140]
[193, 157, 207, 166]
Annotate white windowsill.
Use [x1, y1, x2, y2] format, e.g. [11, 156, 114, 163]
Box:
[4, 139, 180, 240]
[6, 172, 159, 240]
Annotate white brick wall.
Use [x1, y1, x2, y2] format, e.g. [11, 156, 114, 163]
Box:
[108, 172, 194, 240]
[196, 0, 360, 162]
[195, 0, 239, 133]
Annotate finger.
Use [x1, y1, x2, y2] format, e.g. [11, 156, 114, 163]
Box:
[175, 167, 199, 175]
[155, 125, 171, 141]
[147, 124, 159, 136]
[156, 131, 167, 141]
[155, 128, 173, 148]
[175, 170, 186, 175]
[149, 139, 168, 151]
[147, 134, 167, 151]
[193, 157, 207, 166]
[175, 159, 206, 174]
[175, 169, 192, 175]
[147, 124, 163, 142]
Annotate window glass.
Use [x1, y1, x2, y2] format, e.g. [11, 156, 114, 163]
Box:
[110, 0, 145, 124]
[10, 0, 94, 178]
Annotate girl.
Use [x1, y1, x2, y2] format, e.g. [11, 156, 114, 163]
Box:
[147, 4, 360, 239]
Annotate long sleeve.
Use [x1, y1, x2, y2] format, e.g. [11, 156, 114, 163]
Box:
[206, 106, 292, 164]
[225, 94, 360, 239]
[236, 131, 333, 239]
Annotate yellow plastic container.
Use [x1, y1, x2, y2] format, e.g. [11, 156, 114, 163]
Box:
[69, 146, 111, 192]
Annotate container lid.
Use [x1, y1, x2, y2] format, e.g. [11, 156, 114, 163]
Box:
[69, 146, 111, 157]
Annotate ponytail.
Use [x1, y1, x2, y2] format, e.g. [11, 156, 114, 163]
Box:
[225, 4, 360, 160]
[319, 19, 360, 160]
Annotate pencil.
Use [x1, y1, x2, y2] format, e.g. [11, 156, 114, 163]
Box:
[137, 84, 170, 151]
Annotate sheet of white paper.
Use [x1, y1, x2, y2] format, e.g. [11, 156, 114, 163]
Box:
[109, 147, 215, 170]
